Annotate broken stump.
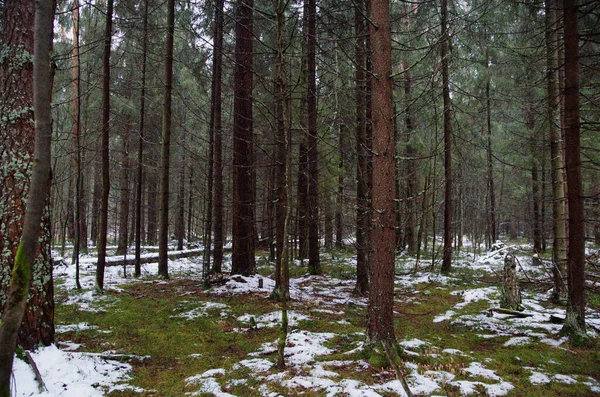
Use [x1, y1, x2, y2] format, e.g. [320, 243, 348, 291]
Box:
[501, 253, 521, 310]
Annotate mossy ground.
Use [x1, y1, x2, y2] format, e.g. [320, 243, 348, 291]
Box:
[53, 248, 599, 396]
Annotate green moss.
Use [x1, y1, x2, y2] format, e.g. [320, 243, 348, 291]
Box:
[12, 243, 31, 301]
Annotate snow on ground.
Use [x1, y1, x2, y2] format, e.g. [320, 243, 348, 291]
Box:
[237, 310, 310, 329]
[12, 344, 142, 396]
[14, 243, 597, 396]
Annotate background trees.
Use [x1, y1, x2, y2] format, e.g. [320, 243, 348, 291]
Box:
[27, 0, 598, 346]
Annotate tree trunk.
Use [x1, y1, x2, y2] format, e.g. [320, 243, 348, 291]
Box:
[355, 0, 369, 294]
[158, 0, 175, 279]
[335, 124, 345, 248]
[231, 0, 256, 275]
[116, 111, 131, 257]
[134, 0, 149, 277]
[441, 0, 453, 274]
[273, 0, 288, 299]
[485, 49, 497, 246]
[546, 0, 568, 303]
[176, 149, 185, 251]
[96, 0, 114, 292]
[561, 0, 587, 342]
[306, 0, 321, 275]
[367, 0, 396, 344]
[0, 0, 54, 392]
[209, 0, 225, 274]
[72, 0, 83, 289]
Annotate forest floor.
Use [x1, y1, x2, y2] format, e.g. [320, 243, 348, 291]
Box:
[11, 241, 600, 396]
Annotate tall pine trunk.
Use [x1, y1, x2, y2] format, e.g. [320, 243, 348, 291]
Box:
[441, 0, 453, 274]
[561, 0, 587, 343]
[96, 0, 114, 292]
[158, 0, 175, 279]
[355, 0, 369, 294]
[546, 0, 568, 302]
[134, 0, 149, 277]
[306, 0, 321, 275]
[231, 0, 256, 275]
[367, 0, 396, 344]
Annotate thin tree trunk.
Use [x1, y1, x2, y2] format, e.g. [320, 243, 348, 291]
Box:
[0, 0, 54, 391]
[441, 0, 453, 274]
[546, 0, 568, 302]
[561, 0, 587, 341]
[273, 0, 288, 299]
[158, 0, 175, 279]
[335, 124, 344, 248]
[176, 147, 185, 251]
[210, 0, 225, 274]
[485, 49, 497, 246]
[355, 0, 369, 294]
[231, 0, 256, 275]
[96, 0, 114, 292]
[116, 111, 131, 257]
[306, 0, 320, 275]
[134, 0, 149, 277]
[72, 0, 83, 289]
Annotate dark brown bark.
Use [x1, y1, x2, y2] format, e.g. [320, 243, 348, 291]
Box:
[176, 154, 185, 251]
[441, 0, 453, 274]
[485, 49, 497, 246]
[546, 0, 568, 302]
[158, 0, 175, 279]
[367, 0, 396, 344]
[0, 0, 54, 391]
[96, 0, 114, 292]
[335, 125, 345, 248]
[210, 0, 225, 274]
[231, 0, 256, 275]
[562, 0, 586, 339]
[355, 0, 369, 294]
[273, 0, 288, 298]
[116, 112, 131, 257]
[306, 0, 320, 274]
[527, 92, 543, 254]
[134, 0, 149, 277]
[403, 58, 418, 255]
[72, 0, 83, 289]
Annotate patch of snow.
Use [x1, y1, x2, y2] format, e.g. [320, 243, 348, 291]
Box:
[553, 374, 577, 384]
[237, 310, 309, 329]
[503, 336, 531, 346]
[433, 310, 456, 323]
[399, 338, 430, 349]
[462, 362, 501, 381]
[529, 371, 551, 384]
[234, 358, 273, 373]
[12, 344, 137, 396]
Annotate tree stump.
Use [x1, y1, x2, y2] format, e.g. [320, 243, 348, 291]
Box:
[501, 253, 521, 310]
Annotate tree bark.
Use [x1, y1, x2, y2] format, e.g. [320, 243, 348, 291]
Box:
[441, 0, 453, 274]
[210, 0, 225, 274]
[546, 0, 568, 303]
[134, 0, 149, 277]
[231, 0, 256, 275]
[561, 0, 587, 341]
[306, 0, 321, 275]
[96, 0, 114, 291]
[72, 0, 83, 289]
[355, 0, 370, 294]
[0, 0, 54, 392]
[367, 0, 396, 344]
[158, 0, 175, 279]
